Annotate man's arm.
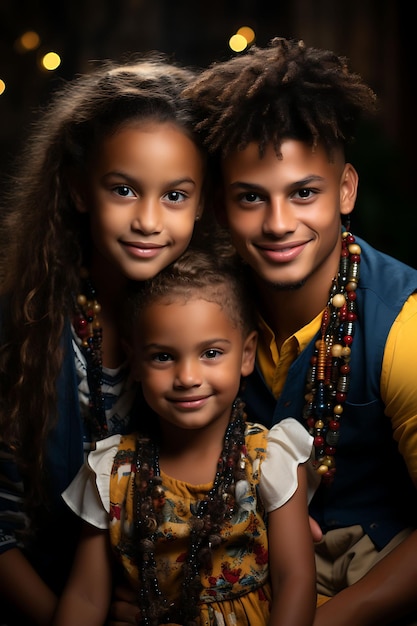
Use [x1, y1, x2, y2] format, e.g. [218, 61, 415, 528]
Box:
[314, 529, 417, 626]
[314, 295, 417, 626]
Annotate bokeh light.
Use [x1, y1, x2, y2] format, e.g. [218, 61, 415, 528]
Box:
[229, 33, 248, 53]
[40, 52, 61, 71]
[14, 31, 41, 53]
[0, 80, 6, 96]
[237, 26, 255, 45]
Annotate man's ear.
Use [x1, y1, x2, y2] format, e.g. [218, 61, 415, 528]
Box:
[241, 330, 258, 377]
[340, 163, 358, 217]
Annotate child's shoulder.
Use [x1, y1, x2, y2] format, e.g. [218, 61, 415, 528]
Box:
[244, 422, 269, 457]
[245, 421, 268, 436]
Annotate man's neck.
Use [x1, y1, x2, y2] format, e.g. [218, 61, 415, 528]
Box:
[253, 268, 336, 350]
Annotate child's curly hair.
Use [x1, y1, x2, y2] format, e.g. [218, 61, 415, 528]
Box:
[184, 36, 377, 159]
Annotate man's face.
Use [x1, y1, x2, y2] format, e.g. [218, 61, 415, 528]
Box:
[221, 139, 357, 290]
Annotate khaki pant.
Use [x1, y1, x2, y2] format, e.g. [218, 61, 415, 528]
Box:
[315, 525, 417, 625]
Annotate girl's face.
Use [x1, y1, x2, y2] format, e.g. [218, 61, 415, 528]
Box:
[77, 121, 205, 282]
[131, 296, 257, 434]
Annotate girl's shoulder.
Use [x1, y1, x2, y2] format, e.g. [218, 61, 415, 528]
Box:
[244, 421, 269, 460]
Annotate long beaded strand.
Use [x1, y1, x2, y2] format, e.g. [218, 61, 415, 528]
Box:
[73, 269, 107, 439]
[133, 398, 248, 626]
[303, 231, 360, 484]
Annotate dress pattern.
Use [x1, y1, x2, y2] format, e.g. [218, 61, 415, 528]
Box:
[108, 423, 272, 626]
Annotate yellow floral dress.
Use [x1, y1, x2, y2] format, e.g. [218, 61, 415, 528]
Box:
[63, 418, 315, 626]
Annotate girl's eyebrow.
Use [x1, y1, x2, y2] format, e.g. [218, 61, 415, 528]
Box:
[103, 171, 198, 187]
[143, 338, 232, 351]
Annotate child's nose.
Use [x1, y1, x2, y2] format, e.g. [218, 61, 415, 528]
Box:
[174, 358, 202, 388]
[131, 198, 163, 234]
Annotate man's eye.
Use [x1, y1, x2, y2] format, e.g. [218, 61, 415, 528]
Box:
[152, 353, 172, 362]
[294, 188, 315, 200]
[242, 192, 260, 202]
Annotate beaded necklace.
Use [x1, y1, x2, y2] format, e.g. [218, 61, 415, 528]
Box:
[72, 269, 108, 439]
[303, 230, 360, 485]
[133, 398, 248, 626]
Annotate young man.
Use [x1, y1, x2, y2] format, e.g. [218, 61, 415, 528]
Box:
[184, 37, 417, 626]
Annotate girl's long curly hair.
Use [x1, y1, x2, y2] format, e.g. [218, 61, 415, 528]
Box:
[184, 36, 377, 159]
[0, 53, 203, 516]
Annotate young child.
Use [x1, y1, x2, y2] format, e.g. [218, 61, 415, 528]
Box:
[53, 246, 317, 626]
[0, 56, 206, 625]
[183, 37, 417, 625]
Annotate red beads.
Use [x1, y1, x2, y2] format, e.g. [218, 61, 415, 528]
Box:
[306, 231, 359, 485]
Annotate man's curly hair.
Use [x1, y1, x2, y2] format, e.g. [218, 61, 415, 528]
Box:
[184, 37, 377, 159]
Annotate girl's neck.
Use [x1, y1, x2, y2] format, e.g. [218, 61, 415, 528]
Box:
[88, 255, 129, 313]
[158, 414, 230, 484]
[84, 257, 129, 369]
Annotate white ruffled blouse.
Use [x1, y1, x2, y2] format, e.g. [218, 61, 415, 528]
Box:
[63, 417, 319, 529]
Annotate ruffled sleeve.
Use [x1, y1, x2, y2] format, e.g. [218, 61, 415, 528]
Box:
[61, 434, 122, 530]
[259, 418, 320, 512]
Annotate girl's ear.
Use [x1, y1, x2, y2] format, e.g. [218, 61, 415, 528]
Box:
[70, 177, 89, 214]
[340, 163, 358, 217]
[241, 330, 258, 377]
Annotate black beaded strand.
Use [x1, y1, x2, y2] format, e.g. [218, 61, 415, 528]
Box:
[133, 398, 248, 626]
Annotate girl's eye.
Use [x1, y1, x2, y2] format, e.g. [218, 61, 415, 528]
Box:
[203, 349, 222, 360]
[152, 352, 172, 362]
[113, 185, 135, 197]
[165, 190, 186, 203]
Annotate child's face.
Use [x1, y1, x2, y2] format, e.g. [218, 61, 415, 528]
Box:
[77, 121, 204, 282]
[221, 139, 358, 290]
[131, 296, 257, 432]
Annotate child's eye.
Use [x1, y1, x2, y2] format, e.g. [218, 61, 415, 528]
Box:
[113, 185, 135, 197]
[164, 190, 187, 203]
[203, 349, 222, 360]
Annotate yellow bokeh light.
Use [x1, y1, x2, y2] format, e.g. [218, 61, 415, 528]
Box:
[237, 26, 255, 45]
[0, 80, 5, 96]
[41, 52, 61, 71]
[21, 31, 40, 50]
[229, 34, 248, 53]
[14, 31, 41, 53]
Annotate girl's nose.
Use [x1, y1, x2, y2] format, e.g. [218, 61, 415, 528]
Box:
[131, 198, 163, 234]
[174, 359, 202, 388]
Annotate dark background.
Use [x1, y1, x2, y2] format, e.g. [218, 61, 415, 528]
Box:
[1, 0, 416, 266]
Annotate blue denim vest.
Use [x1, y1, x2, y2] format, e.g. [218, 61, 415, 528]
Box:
[243, 238, 417, 549]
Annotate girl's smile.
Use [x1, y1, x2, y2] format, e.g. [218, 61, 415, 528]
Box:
[77, 121, 205, 283]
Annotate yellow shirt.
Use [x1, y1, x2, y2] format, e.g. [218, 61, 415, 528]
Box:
[257, 293, 417, 486]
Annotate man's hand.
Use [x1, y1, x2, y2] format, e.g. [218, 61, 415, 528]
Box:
[108, 584, 139, 626]
[310, 516, 323, 542]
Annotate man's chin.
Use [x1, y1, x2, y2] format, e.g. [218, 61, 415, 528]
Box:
[269, 279, 306, 291]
